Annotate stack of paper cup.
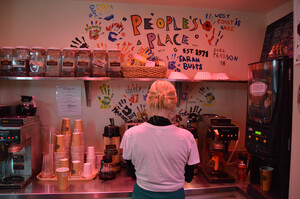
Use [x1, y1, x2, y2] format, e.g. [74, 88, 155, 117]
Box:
[86, 146, 96, 174]
[55, 135, 67, 170]
[61, 118, 71, 164]
[74, 119, 85, 167]
[71, 132, 83, 173]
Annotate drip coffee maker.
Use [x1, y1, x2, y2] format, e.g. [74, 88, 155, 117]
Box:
[0, 117, 41, 188]
[198, 114, 239, 183]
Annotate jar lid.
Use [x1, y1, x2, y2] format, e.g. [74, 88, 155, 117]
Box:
[16, 46, 29, 50]
[47, 47, 61, 51]
[2, 46, 14, 50]
[108, 49, 120, 52]
[93, 48, 106, 52]
[63, 47, 77, 51]
[32, 46, 45, 50]
[78, 48, 90, 51]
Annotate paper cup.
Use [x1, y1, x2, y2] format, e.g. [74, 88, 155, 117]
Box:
[83, 162, 92, 178]
[72, 132, 81, 147]
[260, 166, 274, 191]
[59, 158, 69, 168]
[87, 146, 95, 159]
[56, 135, 65, 152]
[74, 119, 84, 132]
[61, 118, 71, 135]
[54, 151, 67, 170]
[86, 157, 95, 173]
[56, 167, 69, 191]
[71, 160, 82, 177]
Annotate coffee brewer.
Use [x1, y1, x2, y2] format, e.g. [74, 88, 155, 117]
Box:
[0, 116, 41, 188]
[198, 114, 239, 183]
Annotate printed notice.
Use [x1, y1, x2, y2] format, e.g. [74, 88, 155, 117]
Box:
[56, 85, 82, 116]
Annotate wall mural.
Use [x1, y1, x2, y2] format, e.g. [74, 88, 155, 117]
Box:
[70, 3, 241, 124]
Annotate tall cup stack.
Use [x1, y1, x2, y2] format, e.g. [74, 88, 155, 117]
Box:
[61, 118, 71, 164]
[86, 146, 96, 174]
[71, 132, 83, 175]
[54, 134, 67, 170]
[73, 119, 85, 170]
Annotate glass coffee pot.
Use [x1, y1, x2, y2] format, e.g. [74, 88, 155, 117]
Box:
[15, 96, 37, 116]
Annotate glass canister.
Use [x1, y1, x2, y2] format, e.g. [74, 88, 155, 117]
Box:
[99, 154, 116, 180]
[12, 46, 30, 76]
[107, 49, 121, 77]
[61, 48, 77, 77]
[46, 47, 61, 77]
[29, 47, 46, 77]
[91, 48, 107, 77]
[77, 48, 91, 77]
[0, 47, 14, 76]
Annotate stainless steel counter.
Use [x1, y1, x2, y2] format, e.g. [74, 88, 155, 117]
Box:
[0, 169, 251, 199]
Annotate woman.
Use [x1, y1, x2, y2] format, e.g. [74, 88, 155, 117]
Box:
[120, 80, 200, 199]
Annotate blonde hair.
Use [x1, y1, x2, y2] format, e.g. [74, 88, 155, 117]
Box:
[146, 80, 177, 113]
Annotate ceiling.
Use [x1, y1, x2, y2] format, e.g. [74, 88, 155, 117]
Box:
[99, 0, 291, 14]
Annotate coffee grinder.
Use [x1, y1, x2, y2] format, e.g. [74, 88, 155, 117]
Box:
[198, 114, 239, 183]
[0, 117, 41, 188]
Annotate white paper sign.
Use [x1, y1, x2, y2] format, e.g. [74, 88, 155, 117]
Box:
[56, 85, 82, 116]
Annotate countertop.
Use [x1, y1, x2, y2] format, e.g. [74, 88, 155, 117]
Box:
[0, 168, 251, 199]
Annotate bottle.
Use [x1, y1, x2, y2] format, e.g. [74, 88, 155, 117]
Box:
[107, 49, 121, 77]
[91, 48, 107, 77]
[29, 47, 46, 77]
[238, 161, 247, 180]
[0, 47, 14, 76]
[99, 154, 116, 180]
[61, 48, 77, 77]
[77, 48, 91, 77]
[12, 46, 30, 76]
[46, 47, 61, 77]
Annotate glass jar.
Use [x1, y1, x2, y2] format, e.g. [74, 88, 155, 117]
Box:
[77, 48, 91, 77]
[61, 48, 77, 77]
[107, 49, 121, 77]
[46, 47, 61, 77]
[99, 154, 116, 180]
[12, 46, 30, 76]
[29, 47, 46, 77]
[0, 47, 14, 76]
[92, 48, 107, 77]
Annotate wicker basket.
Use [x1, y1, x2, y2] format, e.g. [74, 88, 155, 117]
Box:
[121, 66, 167, 78]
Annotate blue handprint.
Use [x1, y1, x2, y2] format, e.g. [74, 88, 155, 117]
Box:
[167, 53, 181, 71]
[107, 23, 125, 42]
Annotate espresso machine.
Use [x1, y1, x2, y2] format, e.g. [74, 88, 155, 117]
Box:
[198, 114, 239, 183]
[0, 116, 41, 188]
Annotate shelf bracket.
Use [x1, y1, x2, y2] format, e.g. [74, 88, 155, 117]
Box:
[84, 80, 92, 107]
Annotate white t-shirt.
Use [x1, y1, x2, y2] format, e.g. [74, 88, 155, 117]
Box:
[120, 122, 200, 192]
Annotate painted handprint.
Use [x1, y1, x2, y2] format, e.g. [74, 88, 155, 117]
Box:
[97, 42, 107, 50]
[70, 36, 89, 48]
[167, 53, 181, 72]
[98, 83, 114, 109]
[85, 21, 102, 40]
[198, 86, 216, 106]
[106, 23, 125, 42]
[125, 83, 142, 104]
[112, 99, 137, 122]
[181, 84, 193, 101]
[200, 14, 223, 46]
[187, 105, 202, 123]
[136, 104, 148, 121]
[117, 42, 135, 64]
[138, 47, 155, 61]
[97, 4, 114, 21]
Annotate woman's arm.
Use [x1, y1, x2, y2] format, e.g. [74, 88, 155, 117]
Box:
[184, 164, 195, 183]
[125, 159, 136, 180]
